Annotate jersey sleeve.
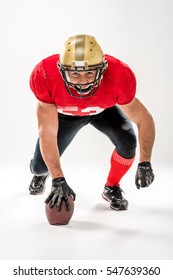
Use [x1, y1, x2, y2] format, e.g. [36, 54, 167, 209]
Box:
[116, 63, 136, 105]
[29, 61, 54, 104]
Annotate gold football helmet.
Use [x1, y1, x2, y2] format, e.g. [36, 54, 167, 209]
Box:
[58, 34, 108, 97]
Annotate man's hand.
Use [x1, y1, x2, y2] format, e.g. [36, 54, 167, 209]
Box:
[135, 162, 154, 189]
[45, 177, 76, 211]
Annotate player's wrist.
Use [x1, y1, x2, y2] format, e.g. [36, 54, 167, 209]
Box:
[52, 177, 66, 187]
[52, 177, 65, 182]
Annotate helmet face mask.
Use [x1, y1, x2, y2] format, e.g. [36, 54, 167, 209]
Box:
[57, 34, 108, 98]
[58, 62, 107, 97]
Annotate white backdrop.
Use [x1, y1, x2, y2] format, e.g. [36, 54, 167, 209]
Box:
[0, 0, 173, 265]
[0, 0, 173, 169]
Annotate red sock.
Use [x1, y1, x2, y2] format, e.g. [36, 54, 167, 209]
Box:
[106, 150, 135, 187]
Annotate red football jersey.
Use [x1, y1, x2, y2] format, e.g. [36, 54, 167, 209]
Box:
[30, 54, 136, 116]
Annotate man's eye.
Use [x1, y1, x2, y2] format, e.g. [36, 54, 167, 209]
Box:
[72, 72, 79, 76]
[86, 72, 94, 76]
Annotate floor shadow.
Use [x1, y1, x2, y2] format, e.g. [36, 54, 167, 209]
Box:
[91, 202, 111, 211]
[67, 220, 112, 231]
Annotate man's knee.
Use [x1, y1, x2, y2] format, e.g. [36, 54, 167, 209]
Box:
[30, 160, 48, 176]
[116, 133, 137, 159]
[116, 147, 136, 159]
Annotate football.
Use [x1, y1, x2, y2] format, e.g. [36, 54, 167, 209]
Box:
[45, 195, 74, 225]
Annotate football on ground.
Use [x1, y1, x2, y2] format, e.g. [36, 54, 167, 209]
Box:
[45, 195, 74, 225]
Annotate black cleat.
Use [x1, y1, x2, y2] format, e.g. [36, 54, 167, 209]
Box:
[29, 174, 49, 195]
[102, 185, 128, 210]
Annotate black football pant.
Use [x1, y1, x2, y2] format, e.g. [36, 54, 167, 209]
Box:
[30, 105, 137, 176]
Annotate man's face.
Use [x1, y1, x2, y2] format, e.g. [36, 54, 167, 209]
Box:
[67, 70, 97, 89]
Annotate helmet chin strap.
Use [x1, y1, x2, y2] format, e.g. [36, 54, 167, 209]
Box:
[64, 81, 99, 98]
[74, 84, 93, 94]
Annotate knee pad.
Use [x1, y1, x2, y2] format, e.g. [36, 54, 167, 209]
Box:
[116, 130, 137, 159]
[116, 147, 136, 159]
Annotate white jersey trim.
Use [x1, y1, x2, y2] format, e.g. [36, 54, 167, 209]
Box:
[57, 106, 105, 116]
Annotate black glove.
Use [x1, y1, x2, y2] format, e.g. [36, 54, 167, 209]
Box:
[135, 162, 154, 189]
[45, 177, 76, 211]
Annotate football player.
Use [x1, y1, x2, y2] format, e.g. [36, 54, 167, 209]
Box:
[29, 34, 155, 211]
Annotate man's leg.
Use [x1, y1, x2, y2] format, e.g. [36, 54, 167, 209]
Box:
[90, 106, 137, 210]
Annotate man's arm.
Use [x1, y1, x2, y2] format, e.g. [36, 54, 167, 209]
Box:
[119, 97, 155, 163]
[119, 97, 155, 188]
[37, 101, 76, 209]
[37, 101, 64, 179]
